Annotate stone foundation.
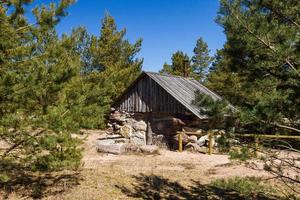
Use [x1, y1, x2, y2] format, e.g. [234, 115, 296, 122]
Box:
[106, 109, 187, 149]
[108, 109, 147, 145]
[105, 109, 223, 151]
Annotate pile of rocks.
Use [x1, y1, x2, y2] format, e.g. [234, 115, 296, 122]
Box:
[97, 109, 156, 154]
[107, 109, 147, 145]
[174, 128, 226, 153]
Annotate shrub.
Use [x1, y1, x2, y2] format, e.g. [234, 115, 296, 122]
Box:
[229, 146, 253, 161]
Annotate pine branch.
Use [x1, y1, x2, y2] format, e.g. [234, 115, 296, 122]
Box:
[230, 10, 275, 51]
[272, 122, 300, 133]
[2, 129, 46, 158]
[16, 22, 38, 32]
[263, 4, 300, 29]
[228, 7, 300, 76]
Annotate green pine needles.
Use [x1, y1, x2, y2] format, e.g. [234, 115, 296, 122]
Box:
[0, 0, 142, 178]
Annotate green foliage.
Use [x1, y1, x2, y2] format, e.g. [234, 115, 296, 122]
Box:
[192, 92, 235, 129]
[207, 0, 300, 133]
[0, 173, 10, 183]
[32, 133, 82, 171]
[63, 13, 143, 129]
[88, 13, 142, 99]
[0, 1, 142, 176]
[0, 0, 83, 173]
[192, 37, 213, 81]
[160, 51, 191, 77]
[160, 37, 212, 81]
[229, 146, 253, 161]
[211, 176, 276, 197]
[215, 134, 232, 153]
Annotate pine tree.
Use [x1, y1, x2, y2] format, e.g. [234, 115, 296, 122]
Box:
[160, 38, 212, 81]
[60, 13, 143, 129]
[159, 51, 191, 77]
[89, 13, 143, 99]
[191, 37, 213, 81]
[207, 0, 300, 133]
[0, 0, 82, 177]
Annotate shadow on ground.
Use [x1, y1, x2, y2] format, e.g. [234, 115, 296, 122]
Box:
[0, 162, 81, 199]
[116, 173, 279, 200]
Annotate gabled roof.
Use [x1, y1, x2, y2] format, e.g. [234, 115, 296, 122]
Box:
[145, 72, 223, 119]
[114, 71, 234, 119]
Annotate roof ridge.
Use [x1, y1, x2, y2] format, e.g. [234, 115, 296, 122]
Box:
[144, 71, 197, 81]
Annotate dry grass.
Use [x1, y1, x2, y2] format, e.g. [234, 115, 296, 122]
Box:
[0, 131, 292, 200]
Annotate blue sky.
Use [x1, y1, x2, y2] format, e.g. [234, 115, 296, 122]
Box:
[30, 0, 226, 72]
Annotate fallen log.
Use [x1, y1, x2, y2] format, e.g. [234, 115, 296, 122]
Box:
[96, 143, 126, 154]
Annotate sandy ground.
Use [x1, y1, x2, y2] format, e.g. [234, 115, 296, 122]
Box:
[1, 131, 290, 200]
[47, 131, 270, 200]
[82, 132, 268, 181]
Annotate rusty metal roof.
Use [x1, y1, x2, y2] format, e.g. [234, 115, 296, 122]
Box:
[145, 72, 225, 119]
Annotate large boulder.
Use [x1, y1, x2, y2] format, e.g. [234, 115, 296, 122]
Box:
[131, 131, 146, 145]
[120, 124, 132, 138]
[133, 120, 147, 132]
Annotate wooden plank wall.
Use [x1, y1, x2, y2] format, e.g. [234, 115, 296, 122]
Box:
[116, 76, 188, 114]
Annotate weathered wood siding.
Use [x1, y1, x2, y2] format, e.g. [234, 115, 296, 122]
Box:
[115, 75, 189, 114]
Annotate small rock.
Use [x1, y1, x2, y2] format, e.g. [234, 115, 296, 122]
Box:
[105, 127, 114, 134]
[133, 120, 147, 131]
[120, 124, 132, 138]
[107, 123, 113, 127]
[113, 124, 121, 130]
[131, 131, 146, 145]
[188, 135, 198, 143]
[197, 134, 209, 146]
[185, 143, 207, 153]
[140, 145, 160, 154]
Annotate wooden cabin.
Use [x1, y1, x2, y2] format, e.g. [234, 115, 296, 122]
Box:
[111, 71, 227, 148]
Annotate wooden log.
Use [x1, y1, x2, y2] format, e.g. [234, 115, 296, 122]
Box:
[177, 131, 207, 136]
[233, 134, 300, 139]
